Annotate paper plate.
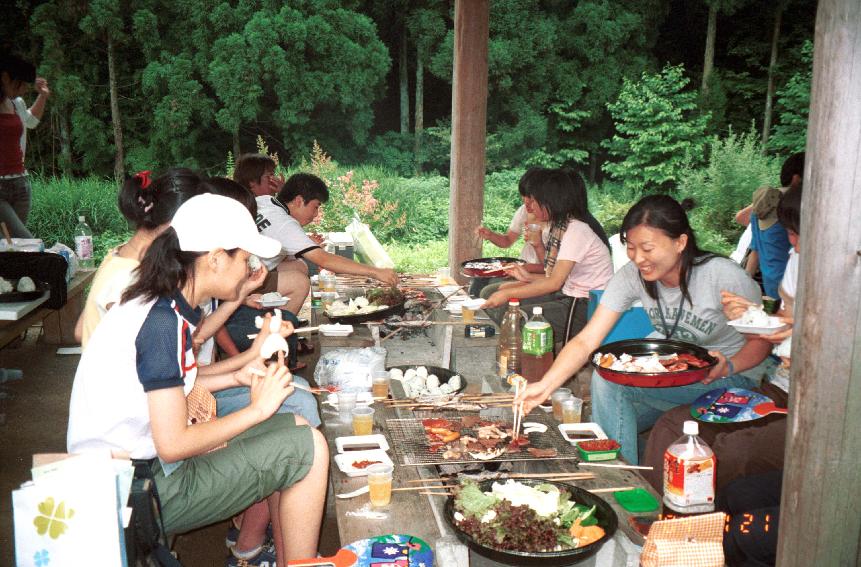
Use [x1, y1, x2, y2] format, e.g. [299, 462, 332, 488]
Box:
[727, 317, 789, 335]
[334, 449, 393, 477]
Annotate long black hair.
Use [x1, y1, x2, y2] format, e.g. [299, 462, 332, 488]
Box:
[118, 168, 205, 230]
[620, 194, 717, 306]
[777, 182, 802, 235]
[121, 229, 204, 304]
[561, 167, 611, 249]
[0, 54, 35, 101]
[521, 168, 588, 227]
[204, 176, 257, 217]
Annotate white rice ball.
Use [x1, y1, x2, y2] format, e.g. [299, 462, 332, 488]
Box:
[404, 368, 417, 381]
[449, 375, 462, 390]
[426, 374, 440, 389]
[0, 277, 13, 293]
[248, 254, 262, 271]
[416, 366, 428, 379]
[389, 368, 404, 381]
[16, 277, 36, 292]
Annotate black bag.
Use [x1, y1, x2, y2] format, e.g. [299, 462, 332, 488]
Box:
[0, 251, 68, 308]
[126, 460, 183, 567]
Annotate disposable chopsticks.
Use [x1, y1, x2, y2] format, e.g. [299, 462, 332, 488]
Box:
[577, 463, 654, 470]
[391, 485, 456, 492]
[587, 486, 637, 494]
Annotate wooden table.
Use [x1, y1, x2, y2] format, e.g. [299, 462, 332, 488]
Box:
[0, 269, 95, 349]
[321, 372, 658, 565]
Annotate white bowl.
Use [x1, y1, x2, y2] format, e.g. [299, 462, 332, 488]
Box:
[727, 316, 789, 335]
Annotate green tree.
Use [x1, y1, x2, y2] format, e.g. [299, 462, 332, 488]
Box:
[603, 64, 711, 192]
[768, 40, 811, 154]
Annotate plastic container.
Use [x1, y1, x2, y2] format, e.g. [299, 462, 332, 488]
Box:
[496, 299, 524, 378]
[74, 215, 94, 269]
[663, 420, 716, 513]
[464, 324, 495, 338]
[576, 439, 621, 461]
[614, 488, 660, 513]
[521, 306, 554, 382]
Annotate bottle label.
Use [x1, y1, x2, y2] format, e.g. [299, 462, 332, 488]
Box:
[74, 235, 93, 260]
[497, 353, 509, 378]
[522, 323, 553, 355]
[663, 452, 716, 508]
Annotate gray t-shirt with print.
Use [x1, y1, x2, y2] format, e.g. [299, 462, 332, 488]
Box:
[600, 257, 761, 359]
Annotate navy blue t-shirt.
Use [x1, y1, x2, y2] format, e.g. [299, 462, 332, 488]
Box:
[135, 291, 202, 392]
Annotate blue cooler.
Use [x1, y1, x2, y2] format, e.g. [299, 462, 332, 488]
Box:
[587, 289, 654, 345]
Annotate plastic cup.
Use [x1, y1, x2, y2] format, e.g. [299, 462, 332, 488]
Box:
[371, 371, 391, 398]
[561, 397, 583, 424]
[366, 463, 394, 507]
[338, 391, 357, 424]
[551, 388, 573, 421]
[320, 273, 337, 292]
[762, 296, 780, 314]
[351, 406, 375, 436]
[461, 306, 475, 323]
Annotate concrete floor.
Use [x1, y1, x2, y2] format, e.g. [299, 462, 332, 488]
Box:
[0, 328, 337, 567]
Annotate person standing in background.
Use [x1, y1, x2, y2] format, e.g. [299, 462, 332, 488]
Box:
[0, 54, 49, 238]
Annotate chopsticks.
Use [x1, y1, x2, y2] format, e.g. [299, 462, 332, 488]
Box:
[1, 222, 12, 245]
[511, 376, 526, 440]
[578, 463, 654, 470]
[247, 326, 319, 340]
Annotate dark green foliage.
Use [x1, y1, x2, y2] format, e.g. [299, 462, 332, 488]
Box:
[603, 64, 711, 193]
[768, 40, 811, 154]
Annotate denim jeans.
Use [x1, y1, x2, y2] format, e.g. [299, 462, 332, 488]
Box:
[590, 370, 758, 464]
[214, 374, 321, 427]
[0, 175, 33, 238]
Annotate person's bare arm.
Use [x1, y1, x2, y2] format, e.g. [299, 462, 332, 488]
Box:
[477, 227, 519, 248]
[28, 78, 50, 120]
[702, 337, 773, 385]
[735, 205, 753, 227]
[215, 327, 241, 358]
[303, 248, 398, 286]
[483, 259, 574, 308]
[745, 250, 759, 277]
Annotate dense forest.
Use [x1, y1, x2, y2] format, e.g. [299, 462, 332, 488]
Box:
[3, 0, 815, 182]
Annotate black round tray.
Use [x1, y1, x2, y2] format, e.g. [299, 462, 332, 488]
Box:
[386, 365, 467, 396]
[444, 479, 618, 566]
[0, 280, 49, 303]
[324, 300, 406, 324]
[460, 256, 525, 278]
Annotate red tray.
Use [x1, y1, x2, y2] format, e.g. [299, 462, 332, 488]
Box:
[590, 339, 717, 388]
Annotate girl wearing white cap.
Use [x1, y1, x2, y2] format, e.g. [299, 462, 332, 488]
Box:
[67, 194, 328, 562]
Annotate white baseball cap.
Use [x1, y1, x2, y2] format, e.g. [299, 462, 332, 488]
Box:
[171, 194, 281, 258]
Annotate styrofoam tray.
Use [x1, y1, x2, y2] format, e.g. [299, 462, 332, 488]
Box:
[334, 449, 393, 477]
[558, 423, 608, 445]
[727, 317, 789, 335]
[319, 324, 354, 337]
[325, 391, 373, 408]
[335, 434, 390, 454]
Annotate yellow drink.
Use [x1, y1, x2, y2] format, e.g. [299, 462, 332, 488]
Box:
[352, 412, 374, 436]
[561, 397, 583, 424]
[368, 475, 392, 506]
[372, 381, 389, 398]
[550, 389, 573, 421]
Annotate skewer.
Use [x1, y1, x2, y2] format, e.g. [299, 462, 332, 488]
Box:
[391, 485, 456, 492]
[0, 222, 12, 245]
[505, 472, 595, 480]
[419, 491, 454, 496]
[406, 478, 454, 484]
[247, 326, 319, 340]
[578, 463, 654, 470]
[587, 486, 638, 494]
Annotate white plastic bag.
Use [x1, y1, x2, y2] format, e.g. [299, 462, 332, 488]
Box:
[345, 214, 394, 269]
[314, 346, 387, 392]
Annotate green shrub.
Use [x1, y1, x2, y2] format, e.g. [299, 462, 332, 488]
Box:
[29, 176, 131, 257]
[678, 127, 780, 247]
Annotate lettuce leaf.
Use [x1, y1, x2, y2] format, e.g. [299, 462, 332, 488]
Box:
[456, 481, 499, 518]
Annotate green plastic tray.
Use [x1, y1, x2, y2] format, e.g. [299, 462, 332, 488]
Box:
[614, 488, 660, 513]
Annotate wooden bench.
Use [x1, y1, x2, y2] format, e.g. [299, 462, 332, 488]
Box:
[0, 268, 96, 350]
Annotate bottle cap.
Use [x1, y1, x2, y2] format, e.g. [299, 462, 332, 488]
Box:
[508, 299, 520, 305]
[78, 215, 85, 222]
[683, 420, 699, 436]
[533, 306, 542, 315]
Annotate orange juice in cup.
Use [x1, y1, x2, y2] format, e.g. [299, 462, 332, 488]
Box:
[367, 463, 393, 506]
[371, 371, 391, 399]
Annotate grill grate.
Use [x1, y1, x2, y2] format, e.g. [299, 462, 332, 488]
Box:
[385, 411, 581, 466]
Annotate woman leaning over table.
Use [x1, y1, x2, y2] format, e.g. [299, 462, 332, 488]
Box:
[516, 194, 773, 464]
[481, 168, 613, 344]
[67, 194, 328, 563]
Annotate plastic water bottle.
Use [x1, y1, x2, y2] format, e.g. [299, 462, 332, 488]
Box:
[74, 215, 94, 269]
[663, 420, 716, 513]
[521, 306, 554, 382]
[496, 299, 523, 378]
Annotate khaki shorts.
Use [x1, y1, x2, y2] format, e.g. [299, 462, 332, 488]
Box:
[153, 413, 314, 534]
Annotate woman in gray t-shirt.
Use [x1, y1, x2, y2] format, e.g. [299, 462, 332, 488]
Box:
[516, 195, 773, 464]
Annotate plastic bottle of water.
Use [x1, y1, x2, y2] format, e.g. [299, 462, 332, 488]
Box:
[74, 215, 94, 269]
[521, 306, 554, 382]
[496, 299, 524, 378]
[663, 420, 716, 513]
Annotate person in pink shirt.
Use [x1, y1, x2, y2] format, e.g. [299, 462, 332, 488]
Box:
[481, 168, 612, 345]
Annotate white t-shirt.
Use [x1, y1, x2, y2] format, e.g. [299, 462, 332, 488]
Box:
[779, 249, 798, 300]
[12, 97, 39, 159]
[68, 292, 199, 459]
[508, 205, 548, 263]
[255, 196, 320, 270]
[600, 257, 762, 366]
[556, 219, 613, 298]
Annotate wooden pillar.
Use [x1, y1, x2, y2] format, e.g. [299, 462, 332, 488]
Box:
[777, 0, 861, 564]
[448, 0, 489, 283]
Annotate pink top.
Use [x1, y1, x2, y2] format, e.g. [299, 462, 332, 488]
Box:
[556, 218, 613, 298]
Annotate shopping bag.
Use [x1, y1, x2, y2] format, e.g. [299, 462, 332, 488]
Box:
[13, 454, 129, 567]
[640, 512, 726, 567]
[345, 215, 394, 269]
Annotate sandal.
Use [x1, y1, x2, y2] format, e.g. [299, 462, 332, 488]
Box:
[289, 361, 308, 373]
[296, 339, 315, 355]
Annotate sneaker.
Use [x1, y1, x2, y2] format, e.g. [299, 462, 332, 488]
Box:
[225, 523, 273, 548]
[226, 543, 276, 567]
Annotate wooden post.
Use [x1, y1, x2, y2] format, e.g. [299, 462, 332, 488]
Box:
[777, 0, 861, 564]
[448, 0, 489, 284]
